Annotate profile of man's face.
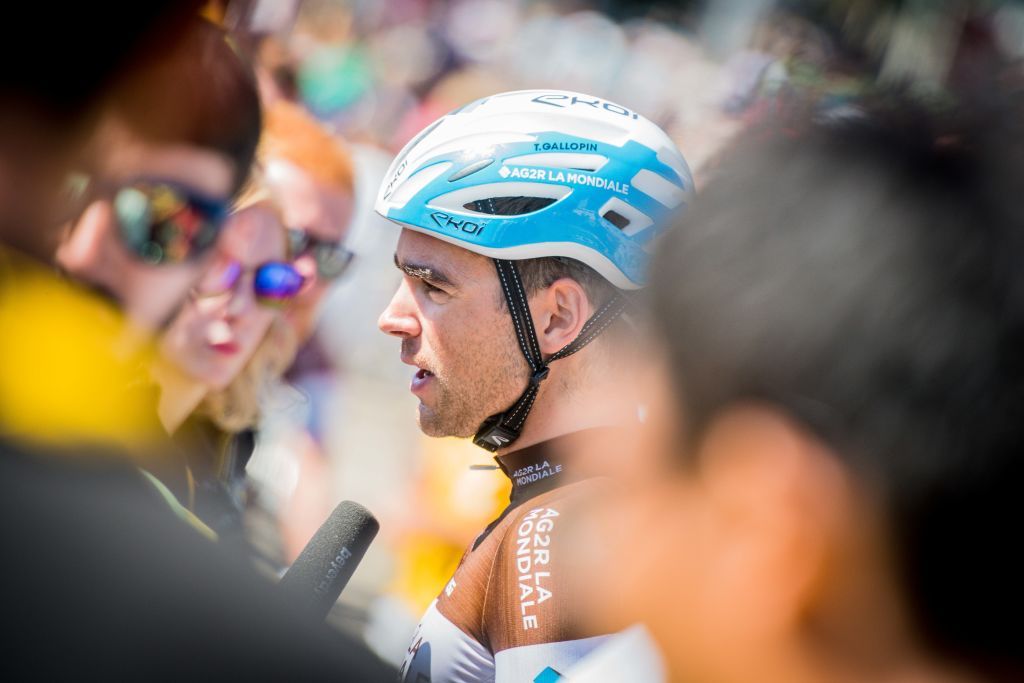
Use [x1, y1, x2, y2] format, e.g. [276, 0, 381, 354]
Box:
[56, 118, 234, 332]
[378, 229, 528, 437]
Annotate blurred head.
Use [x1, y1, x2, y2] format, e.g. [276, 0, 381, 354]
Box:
[594, 103, 1024, 683]
[1, 2, 202, 257]
[262, 100, 355, 342]
[55, 19, 261, 332]
[159, 200, 292, 393]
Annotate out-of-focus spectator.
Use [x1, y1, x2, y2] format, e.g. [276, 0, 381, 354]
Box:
[1, 11, 394, 680]
[155, 180, 301, 536]
[56, 19, 261, 332]
[263, 99, 356, 344]
[232, 100, 358, 563]
[575, 99, 1024, 683]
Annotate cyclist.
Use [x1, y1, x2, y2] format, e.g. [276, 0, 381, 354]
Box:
[375, 89, 692, 682]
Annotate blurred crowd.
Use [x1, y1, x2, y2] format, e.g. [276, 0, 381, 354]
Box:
[2, 0, 1024, 681]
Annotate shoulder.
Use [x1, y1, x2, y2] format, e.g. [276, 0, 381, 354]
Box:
[484, 479, 612, 654]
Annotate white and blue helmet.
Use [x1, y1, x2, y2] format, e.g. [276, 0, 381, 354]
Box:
[374, 89, 693, 289]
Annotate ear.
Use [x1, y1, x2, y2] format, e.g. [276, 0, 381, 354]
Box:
[696, 405, 851, 636]
[531, 277, 590, 355]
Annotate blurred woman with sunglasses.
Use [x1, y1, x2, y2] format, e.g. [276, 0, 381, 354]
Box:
[153, 173, 303, 537]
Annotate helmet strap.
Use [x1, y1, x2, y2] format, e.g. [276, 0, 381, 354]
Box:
[473, 259, 627, 452]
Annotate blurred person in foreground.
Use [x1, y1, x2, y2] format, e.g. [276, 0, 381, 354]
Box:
[375, 89, 692, 682]
[49, 16, 262, 530]
[1, 14, 392, 680]
[55, 19, 260, 333]
[571, 100, 1024, 683]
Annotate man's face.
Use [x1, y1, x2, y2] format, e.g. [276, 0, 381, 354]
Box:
[378, 229, 527, 437]
[56, 119, 234, 332]
[265, 159, 353, 343]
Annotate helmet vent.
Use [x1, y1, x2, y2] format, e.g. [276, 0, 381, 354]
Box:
[602, 209, 631, 230]
[598, 197, 652, 237]
[448, 158, 495, 182]
[463, 196, 557, 216]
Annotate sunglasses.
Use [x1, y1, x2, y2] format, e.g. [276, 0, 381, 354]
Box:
[286, 228, 354, 280]
[65, 174, 229, 265]
[195, 256, 306, 308]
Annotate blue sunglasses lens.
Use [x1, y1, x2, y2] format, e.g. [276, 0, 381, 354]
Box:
[254, 261, 304, 303]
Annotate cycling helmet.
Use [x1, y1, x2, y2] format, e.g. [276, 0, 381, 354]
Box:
[375, 89, 692, 289]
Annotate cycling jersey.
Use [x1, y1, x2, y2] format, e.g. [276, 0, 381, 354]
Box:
[401, 430, 614, 683]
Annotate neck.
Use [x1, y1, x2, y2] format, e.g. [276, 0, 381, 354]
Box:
[500, 350, 632, 454]
[152, 358, 208, 434]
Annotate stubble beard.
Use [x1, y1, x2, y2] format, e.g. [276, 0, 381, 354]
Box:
[416, 346, 527, 439]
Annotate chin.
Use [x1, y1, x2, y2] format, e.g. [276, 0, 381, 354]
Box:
[204, 370, 237, 393]
[416, 404, 475, 439]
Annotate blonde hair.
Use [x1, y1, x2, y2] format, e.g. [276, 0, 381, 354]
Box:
[197, 172, 298, 432]
[260, 100, 354, 192]
[199, 314, 298, 432]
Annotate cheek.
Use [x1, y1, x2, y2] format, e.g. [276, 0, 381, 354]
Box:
[296, 278, 329, 312]
[428, 305, 515, 376]
[163, 304, 198, 353]
[160, 306, 215, 377]
[236, 309, 275, 352]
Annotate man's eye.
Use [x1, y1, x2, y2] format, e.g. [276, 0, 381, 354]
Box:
[421, 280, 450, 301]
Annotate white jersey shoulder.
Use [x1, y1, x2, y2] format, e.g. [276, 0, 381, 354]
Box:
[494, 634, 610, 683]
[401, 599, 494, 683]
[563, 625, 666, 682]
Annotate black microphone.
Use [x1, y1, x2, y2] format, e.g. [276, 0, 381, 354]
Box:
[279, 500, 379, 621]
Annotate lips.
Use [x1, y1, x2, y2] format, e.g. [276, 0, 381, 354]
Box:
[207, 320, 238, 355]
[411, 366, 435, 394]
[209, 340, 240, 355]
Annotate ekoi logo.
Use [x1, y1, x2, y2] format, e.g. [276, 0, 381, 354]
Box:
[531, 92, 640, 120]
[430, 211, 485, 236]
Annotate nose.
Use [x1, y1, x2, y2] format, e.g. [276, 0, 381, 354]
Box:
[225, 271, 258, 319]
[378, 280, 421, 339]
[56, 200, 115, 279]
[294, 253, 318, 286]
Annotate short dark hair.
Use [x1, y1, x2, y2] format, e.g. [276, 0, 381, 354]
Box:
[651, 98, 1024, 679]
[465, 196, 619, 309]
[106, 19, 262, 196]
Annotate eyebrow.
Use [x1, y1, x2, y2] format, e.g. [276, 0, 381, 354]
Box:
[394, 253, 456, 289]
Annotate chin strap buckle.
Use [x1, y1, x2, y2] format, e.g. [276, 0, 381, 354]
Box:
[473, 414, 521, 452]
